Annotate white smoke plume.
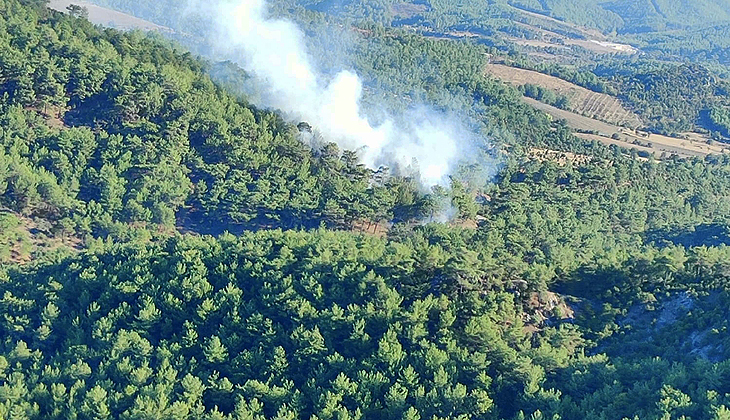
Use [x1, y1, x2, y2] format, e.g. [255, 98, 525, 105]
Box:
[191, 0, 475, 186]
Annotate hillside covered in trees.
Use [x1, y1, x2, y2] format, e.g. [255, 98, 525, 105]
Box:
[86, 0, 730, 139]
[5, 0, 730, 419]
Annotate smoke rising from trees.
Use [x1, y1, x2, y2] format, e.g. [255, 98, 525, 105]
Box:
[194, 0, 486, 186]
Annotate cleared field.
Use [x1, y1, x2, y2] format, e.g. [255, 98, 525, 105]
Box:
[509, 4, 607, 40]
[0, 209, 81, 264]
[48, 0, 172, 32]
[508, 6, 639, 55]
[510, 21, 638, 55]
[524, 97, 728, 158]
[486, 63, 642, 128]
[575, 133, 659, 155]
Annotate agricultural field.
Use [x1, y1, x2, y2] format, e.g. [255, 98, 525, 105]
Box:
[485, 63, 643, 127]
[507, 8, 639, 56]
[524, 97, 728, 158]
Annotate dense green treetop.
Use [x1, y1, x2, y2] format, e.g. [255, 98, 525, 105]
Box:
[0, 0, 440, 242]
[4, 1, 730, 419]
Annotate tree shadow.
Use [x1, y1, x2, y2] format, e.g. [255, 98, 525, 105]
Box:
[643, 223, 730, 248]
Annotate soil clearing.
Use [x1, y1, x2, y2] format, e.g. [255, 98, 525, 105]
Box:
[524, 98, 727, 158]
[485, 63, 642, 128]
[48, 0, 172, 32]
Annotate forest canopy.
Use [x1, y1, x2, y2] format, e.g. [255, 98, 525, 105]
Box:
[3, 0, 730, 419]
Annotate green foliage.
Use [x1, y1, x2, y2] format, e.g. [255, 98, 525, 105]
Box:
[0, 0, 439, 241]
[510, 0, 730, 34]
[0, 212, 31, 262]
[4, 1, 730, 420]
[519, 84, 570, 110]
[708, 106, 730, 137]
[604, 0, 730, 32]
[512, 0, 623, 31]
[595, 62, 730, 134]
[0, 231, 574, 419]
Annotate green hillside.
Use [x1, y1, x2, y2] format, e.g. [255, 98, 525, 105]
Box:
[5, 0, 730, 419]
[510, 0, 624, 31]
[606, 0, 730, 32]
[512, 0, 730, 32]
[0, 0, 452, 245]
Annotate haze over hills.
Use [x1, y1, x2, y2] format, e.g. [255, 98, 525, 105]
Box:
[4, 0, 730, 419]
[512, 0, 730, 32]
[78, 0, 730, 154]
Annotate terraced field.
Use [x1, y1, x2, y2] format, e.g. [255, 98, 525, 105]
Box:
[524, 98, 728, 158]
[485, 63, 643, 128]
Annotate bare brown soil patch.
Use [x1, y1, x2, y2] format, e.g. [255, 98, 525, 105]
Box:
[0, 210, 82, 265]
[48, 0, 173, 32]
[26, 105, 68, 129]
[524, 97, 728, 158]
[352, 219, 389, 237]
[391, 2, 428, 18]
[485, 63, 642, 128]
[523, 291, 576, 333]
[528, 148, 593, 165]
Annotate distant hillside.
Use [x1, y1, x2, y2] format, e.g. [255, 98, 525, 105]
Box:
[509, 0, 624, 31]
[511, 0, 730, 33]
[47, 0, 171, 31]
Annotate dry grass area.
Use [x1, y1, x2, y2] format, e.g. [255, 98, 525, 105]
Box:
[27, 105, 68, 129]
[48, 0, 172, 32]
[528, 148, 594, 165]
[524, 98, 729, 158]
[451, 219, 479, 230]
[575, 133, 659, 156]
[485, 63, 642, 128]
[523, 291, 575, 332]
[509, 5, 606, 40]
[351, 219, 390, 237]
[525, 97, 628, 133]
[507, 25, 638, 56]
[508, 5, 638, 56]
[391, 2, 428, 19]
[0, 211, 82, 265]
[392, 2, 637, 60]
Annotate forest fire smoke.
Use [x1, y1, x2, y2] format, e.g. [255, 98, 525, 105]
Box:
[201, 0, 466, 186]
